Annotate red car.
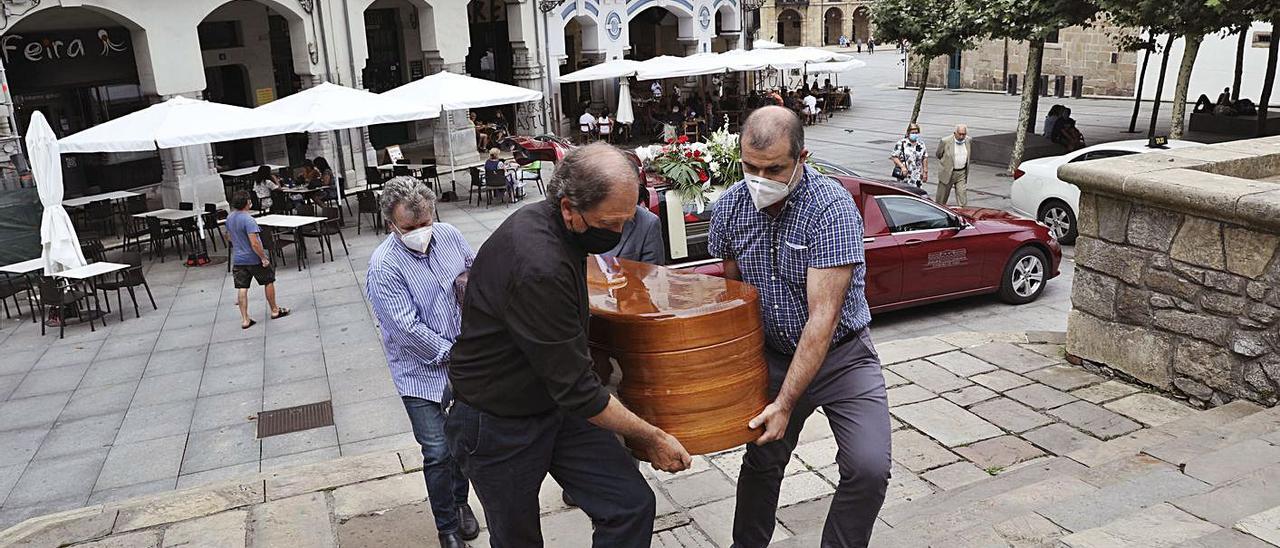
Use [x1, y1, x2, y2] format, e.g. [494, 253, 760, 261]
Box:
[653, 175, 1062, 312]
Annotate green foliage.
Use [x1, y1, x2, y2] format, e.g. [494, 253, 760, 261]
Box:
[969, 0, 1100, 42]
[872, 0, 982, 58]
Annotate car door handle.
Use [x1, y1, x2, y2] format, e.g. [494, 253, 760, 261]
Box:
[904, 239, 923, 246]
[863, 237, 875, 244]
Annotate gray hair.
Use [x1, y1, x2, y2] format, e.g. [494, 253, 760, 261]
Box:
[546, 142, 638, 211]
[741, 106, 804, 158]
[378, 176, 436, 223]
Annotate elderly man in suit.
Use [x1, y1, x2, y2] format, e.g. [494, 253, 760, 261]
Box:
[935, 124, 971, 206]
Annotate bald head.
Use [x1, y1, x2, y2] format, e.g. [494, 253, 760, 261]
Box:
[742, 106, 804, 159]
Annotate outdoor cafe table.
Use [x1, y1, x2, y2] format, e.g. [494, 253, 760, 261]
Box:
[62, 190, 140, 208]
[133, 209, 199, 221]
[376, 163, 434, 177]
[1, 258, 44, 320]
[256, 214, 328, 271]
[52, 261, 131, 326]
[219, 164, 286, 179]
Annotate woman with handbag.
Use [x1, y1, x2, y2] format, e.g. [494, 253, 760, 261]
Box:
[890, 123, 928, 188]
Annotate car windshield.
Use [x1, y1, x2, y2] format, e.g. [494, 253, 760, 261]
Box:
[876, 196, 954, 232]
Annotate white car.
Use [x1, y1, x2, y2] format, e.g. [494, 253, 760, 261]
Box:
[1009, 139, 1200, 244]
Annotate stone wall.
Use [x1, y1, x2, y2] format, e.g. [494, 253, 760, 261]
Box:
[1060, 137, 1280, 408]
[908, 24, 1139, 98]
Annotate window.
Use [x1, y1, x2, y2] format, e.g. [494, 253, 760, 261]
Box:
[198, 21, 242, 50]
[1254, 31, 1272, 49]
[1045, 29, 1060, 44]
[876, 196, 955, 232]
[1069, 150, 1137, 163]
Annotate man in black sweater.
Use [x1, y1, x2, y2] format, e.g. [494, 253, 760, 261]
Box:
[446, 142, 691, 547]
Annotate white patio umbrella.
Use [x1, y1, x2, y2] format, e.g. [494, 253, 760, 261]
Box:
[616, 80, 635, 126]
[255, 82, 441, 131]
[807, 60, 868, 74]
[383, 71, 544, 183]
[558, 59, 645, 83]
[752, 39, 785, 50]
[28, 111, 87, 275]
[59, 96, 311, 153]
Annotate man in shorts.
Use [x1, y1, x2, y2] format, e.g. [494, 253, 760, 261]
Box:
[227, 190, 289, 329]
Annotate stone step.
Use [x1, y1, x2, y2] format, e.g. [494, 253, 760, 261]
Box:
[1142, 405, 1280, 468]
[878, 456, 1088, 527]
[1065, 400, 1266, 468]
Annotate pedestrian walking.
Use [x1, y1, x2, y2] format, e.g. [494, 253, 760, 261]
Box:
[709, 106, 891, 548]
[226, 190, 288, 329]
[935, 124, 971, 206]
[857, 39, 863, 53]
[890, 122, 928, 189]
[445, 142, 691, 547]
[365, 177, 480, 548]
[868, 38, 876, 54]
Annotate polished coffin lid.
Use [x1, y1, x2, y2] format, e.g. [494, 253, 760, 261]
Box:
[586, 256, 768, 454]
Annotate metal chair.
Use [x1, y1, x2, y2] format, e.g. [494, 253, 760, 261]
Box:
[484, 170, 510, 207]
[518, 161, 545, 196]
[298, 206, 348, 262]
[468, 167, 485, 206]
[364, 167, 385, 190]
[37, 277, 102, 339]
[356, 190, 382, 235]
[83, 200, 116, 237]
[0, 273, 31, 322]
[145, 217, 183, 262]
[201, 204, 226, 252]
[421, 164, 442, 193]
[392, 165, 411, 177]
[95, 251, 156, 321]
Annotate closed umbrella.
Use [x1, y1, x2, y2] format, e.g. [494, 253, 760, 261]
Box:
[28, 111, 86, 275]
[616, 80, 635, 126]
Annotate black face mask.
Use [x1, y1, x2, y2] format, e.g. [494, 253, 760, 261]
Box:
[573, 212, 623, 254]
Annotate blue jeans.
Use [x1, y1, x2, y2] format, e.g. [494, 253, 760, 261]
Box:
[403, 395, 470, 535]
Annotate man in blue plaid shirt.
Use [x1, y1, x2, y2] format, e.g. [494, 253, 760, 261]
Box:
[709, 106, 891, 548]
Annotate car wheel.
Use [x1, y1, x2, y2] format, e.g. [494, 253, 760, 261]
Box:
[1038, 200, 1077, 245]
[999, 247, 1048, 305]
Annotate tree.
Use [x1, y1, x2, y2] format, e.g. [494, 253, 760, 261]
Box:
[1258, 10, 1280, 136]
[1098, 0, 1180, 138]
[872, 0, 981, 124]
[970, 0, 1099, 173]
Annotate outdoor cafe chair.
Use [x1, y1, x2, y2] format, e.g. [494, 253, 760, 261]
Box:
[356, 190, 382, 235]
[468, 167, 484, 206]
[95, 251, 156, 321]
[38, 276, 102, 339]
[518, 161, 545, 196]
[484, 170, 511, 208]
[0, 273, 31, 322]
[299, 206, 348, 262]
[145, 217, 184, 262]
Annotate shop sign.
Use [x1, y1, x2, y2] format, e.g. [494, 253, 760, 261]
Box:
[3, 27, 137, 89]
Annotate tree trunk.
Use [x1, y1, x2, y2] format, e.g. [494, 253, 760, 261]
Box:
[910, 56, 930, 124]
[1148, 34, 1176, 139]
[1129, 34, 1154, 133]
[1170, 34, 1203, 140]
[1025, 44, 1046, 135]
[1232, 28, 1247, 102]
[1259, 16, 1279, 137]
[1009, 39, 1044, 174]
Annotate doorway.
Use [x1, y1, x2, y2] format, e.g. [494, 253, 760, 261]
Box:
[204, 64, 257, 169]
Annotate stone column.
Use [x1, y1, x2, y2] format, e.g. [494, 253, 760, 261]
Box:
[1060, 136, 1280, 408]
[156, 93, 224, 209]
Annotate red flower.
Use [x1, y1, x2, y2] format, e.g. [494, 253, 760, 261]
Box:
[698, 170, 709, 182]
[677, 135, 689, 144]
[692, 150, 703, 158]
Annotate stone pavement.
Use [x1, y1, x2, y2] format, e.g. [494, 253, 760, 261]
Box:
[6, 331, 1280, 547]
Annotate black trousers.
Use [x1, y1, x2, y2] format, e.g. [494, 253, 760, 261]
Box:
[732, 328, 893, 548]
[445, 401, 655, 547]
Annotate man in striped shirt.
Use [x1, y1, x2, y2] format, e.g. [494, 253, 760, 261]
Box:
[365, 177, 479, 548]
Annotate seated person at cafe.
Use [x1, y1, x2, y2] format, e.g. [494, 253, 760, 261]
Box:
[484, 148, 523, 198]
[470, 112, 490, 151]
[823, 78, 835, 92]
[579, 108, 597, 142]
[253, 166, 280, 210]
[597, 111, 614, 142]
[305, 156, 336, 205]
[492, 111, 510, 141]
[803, 91, 821, 125]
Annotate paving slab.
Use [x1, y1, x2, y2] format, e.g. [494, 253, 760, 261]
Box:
[1048, 401, 1143, 440]
[60, 383, 135, 421]
[73, 529, 161, 548]
[332, 473, 426, 520]
[955, 436, 1045, 471]
[921, 462, 991, 491]
[1025, 364, 1105, 391]
[0, 428, 50, 467]
[1172, 529, 1276, 548]
[963, 342, 1058, 374]
[969, 370, 1033, 392]
[1174, 463, 1280, 527]
[1004, 383, 1078, 410]
[34, 413, 125, 461]
[5, 450, 107, 507]
[662, 470, 736, 508]
[890, 429, 960, 473]
[180, 423, 260, 476]
[264, 452, 402, 501]
[1073, 454, 1180, 489]
[1234, 505, 1280, 546]
[1066, 429, 1176, 467]
[880, 369, 909, 388]
[114, 401, 196, 445]
[925, 351, 997, 377]
[940, 385, 998, 407]
[1070, 380, 1141, 404]
[875, 337, 957, 365]
[95, 434, 187, 491]
[891, 399, 1004, 447]
[887, 360, 972, 393]
[160, 509, 247, 548]
[777, 471, 836, 507]
[688, 497, 789, 547]
[1182, 439, 1280, 486]
[1037, 470, 1212, 532]
[10, 364, 89, 400]
[792, 437, 838, 470]
[1058, 503, 1221, 547]
[969, 397, 1053, 433]
[1022, 423, 1103, 456]
[991, 512, 1068, 546]
[1156, 400, 1264, 438]
[250, 492, 335, 548]
[886, 384, 936, 408]
[1105, 393, 1197, 427]
[177, 463, 260, 491]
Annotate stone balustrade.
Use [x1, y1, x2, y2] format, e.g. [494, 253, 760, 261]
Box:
[1060, 136, 1280, 408]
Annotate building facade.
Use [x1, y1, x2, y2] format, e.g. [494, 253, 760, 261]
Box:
[757, 1, 874, 48]
[907, 25, 1140, 99]
[0, 0, 549, 209]
[1140, 22, 1279, 105]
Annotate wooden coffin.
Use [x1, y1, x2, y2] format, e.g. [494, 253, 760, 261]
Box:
[586, 256, 768, 455]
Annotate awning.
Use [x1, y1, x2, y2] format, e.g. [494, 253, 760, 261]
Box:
[59, 96, 311, 153]
[382, 71, 542, 110]
[255, 82, 440, 131]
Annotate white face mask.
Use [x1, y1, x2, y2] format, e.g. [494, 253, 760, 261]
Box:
[397, 225, 434, 254]
[745, 158, 804, 210]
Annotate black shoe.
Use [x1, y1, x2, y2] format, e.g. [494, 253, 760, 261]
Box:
[458, 504, 480, 540]
[438, 532, 466, 548]
[562, 491, 578, 507]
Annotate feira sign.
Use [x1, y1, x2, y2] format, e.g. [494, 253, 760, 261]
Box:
[3, 27, 129, 64]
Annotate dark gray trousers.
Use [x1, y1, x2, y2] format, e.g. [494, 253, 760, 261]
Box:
[732, 327, 892, 548]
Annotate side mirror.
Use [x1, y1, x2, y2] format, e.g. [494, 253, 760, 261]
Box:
[950, 215, 969, 229]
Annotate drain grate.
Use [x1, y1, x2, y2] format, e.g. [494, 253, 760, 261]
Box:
[257, 400, 334, 438]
